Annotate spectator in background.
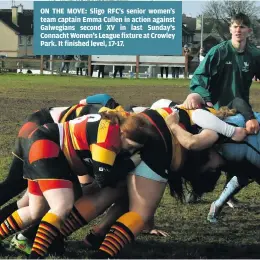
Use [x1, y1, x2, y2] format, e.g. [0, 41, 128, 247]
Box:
[183, 44, 192, 77]
[160, 67, 169, 79]
[60, 55, 73, 74]
[199, 47, 206, 63]
[171, 66, 180, 79]
[98, 65, 105, 78]
[86, 65, 95, 77]
[113, 66, 124, 78]
[74, 55, 85, 76]
[183, 44, 190, 55]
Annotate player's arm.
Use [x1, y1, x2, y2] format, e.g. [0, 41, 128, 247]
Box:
[91, 122, 122, 188]
[227, 97, 259, 134]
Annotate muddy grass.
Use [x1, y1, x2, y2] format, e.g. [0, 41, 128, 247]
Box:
[0, 74, 260, 259]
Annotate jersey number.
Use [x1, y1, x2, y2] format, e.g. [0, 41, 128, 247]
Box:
[70, 114, 101, 125]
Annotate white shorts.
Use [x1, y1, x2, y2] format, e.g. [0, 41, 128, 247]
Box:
[131, 161, 167, 183]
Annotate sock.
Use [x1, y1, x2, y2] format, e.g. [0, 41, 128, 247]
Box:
[0, 201, 18, 223]
[191, 109, 235, 137]
[99, 212, 144, 257]
[29, 212, 61, 259]
[22, 223, 40, 241]
[0, 210, 23, 239]
[60, 206, 87, 238]
[84, 231, 106, 250]
[215, 176, 240, 208]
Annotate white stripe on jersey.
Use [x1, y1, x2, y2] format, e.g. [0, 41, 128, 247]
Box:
[49, 107, 69, 123]
[150, 99, 172, 109]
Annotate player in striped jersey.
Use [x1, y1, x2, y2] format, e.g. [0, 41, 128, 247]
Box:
[0, 94, 124, 213]
[1, 94, 245, 257]
[0, 110, 146, 259]
[91, 105, 247, 258]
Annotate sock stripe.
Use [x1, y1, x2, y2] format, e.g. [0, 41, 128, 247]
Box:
[35, 237, 51, 247]
[112, 225, 131, 243]
[107, 234, 124, 248]
[114, 222, 135, 241]
[12, 211, 23, 228]
[0, 211, 23, 240]
[1, 223, 9, 236]
[34, 242, 48, 252]
[105, 237, 121, 251]
[64, 219, 76, 230]
[99, 221, 135, 257]
[70, 214, 85, 227]
[32, 244, 47, 255]
[31, 247, 45, 257]
[61, 221, 75, 236]
[112, 230, 129, 245]
[100, 245, 116, 256]
[71, 209, 87, 226]
[39, 225, 57, 238]
[60, 207, 88, 238]
[0, 228, 5, 237]
[30, 212, 61, 258]
[41, 221, 59, 236]
[60, 226, 70, 236]
[36, 233, 52, 244]
[102, 241, 118, 255]
[38, 229, 55, 240]
[69, 215, 82, 229]
[8, 215, 20, 231]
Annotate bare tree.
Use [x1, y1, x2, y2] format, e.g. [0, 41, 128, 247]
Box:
[202, 0, 260, 42]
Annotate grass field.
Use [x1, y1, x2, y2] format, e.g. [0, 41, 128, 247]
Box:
[1, 74, 260, 259]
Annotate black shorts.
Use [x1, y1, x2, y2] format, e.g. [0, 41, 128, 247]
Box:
[15, 108, 54, 158]
[22, 123, 75, 181]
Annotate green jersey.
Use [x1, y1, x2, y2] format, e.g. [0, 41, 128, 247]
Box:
[190, 40, 260, 109]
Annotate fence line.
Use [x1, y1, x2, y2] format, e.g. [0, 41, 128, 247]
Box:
[0, 55, 189, 78]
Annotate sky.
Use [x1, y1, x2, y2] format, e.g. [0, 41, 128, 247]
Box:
[0, 0, 217, 17]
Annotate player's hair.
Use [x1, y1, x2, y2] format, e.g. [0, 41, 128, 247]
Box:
[215, 106, 237, 119]
[121, 114, 157, 145]
[230, 12, 251, 27]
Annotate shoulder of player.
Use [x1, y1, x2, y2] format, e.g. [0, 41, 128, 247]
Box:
[206, 41, 229, 58]
[246, 43, 260, 57]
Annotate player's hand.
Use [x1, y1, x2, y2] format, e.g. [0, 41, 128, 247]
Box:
[143, 229, 169, 237]
[79, 98, 87, 105]
[166, 110, 179, 126]
[245, 119, 260, 134]
[206, 102, 214, 107]
[231, 127, 247, 142]
[182, 93, 205, 109]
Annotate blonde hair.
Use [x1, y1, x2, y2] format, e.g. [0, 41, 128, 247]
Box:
[99, 111, 128, 125]
[99, 111, 156, 145]
[215, 106, 237, 119]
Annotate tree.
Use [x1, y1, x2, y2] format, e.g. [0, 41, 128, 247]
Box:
[202, 0, 260, 42]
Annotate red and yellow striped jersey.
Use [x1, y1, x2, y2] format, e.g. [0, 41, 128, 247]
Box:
[58, 114, 121, 187]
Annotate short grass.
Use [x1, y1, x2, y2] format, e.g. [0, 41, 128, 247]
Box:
[0, 74, 260, 259]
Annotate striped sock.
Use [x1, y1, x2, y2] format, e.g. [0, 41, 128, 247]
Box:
[0, 211, 23, 239]
[99, 212, 144, 257]
[60, 206, 87, 237]
[29, 212, 61, 259]
[0, 201, 18, 223]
